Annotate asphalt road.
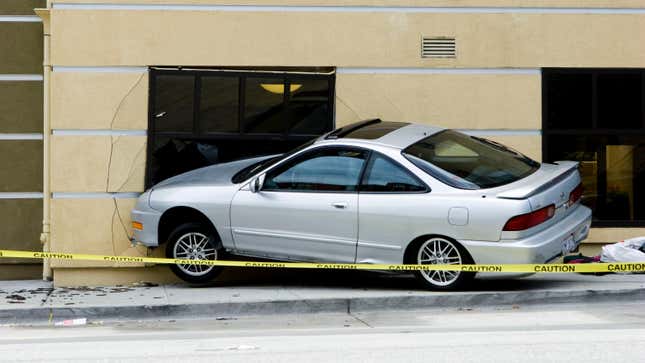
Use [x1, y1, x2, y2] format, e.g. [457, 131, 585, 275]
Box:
[1, 301, 644, 362]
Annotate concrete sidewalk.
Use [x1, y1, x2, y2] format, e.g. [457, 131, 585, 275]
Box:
[1, 270, 644, 325]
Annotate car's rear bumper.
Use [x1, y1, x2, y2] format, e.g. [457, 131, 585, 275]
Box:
[461, 204, 592, 279]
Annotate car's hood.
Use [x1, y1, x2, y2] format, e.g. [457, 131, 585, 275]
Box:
[152, 155, 278, 190]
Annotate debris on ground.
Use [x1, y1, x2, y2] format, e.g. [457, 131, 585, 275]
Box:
[563, 254, 601, 264]
[5, 294, 26, 301]
[132, 282, 159, 287]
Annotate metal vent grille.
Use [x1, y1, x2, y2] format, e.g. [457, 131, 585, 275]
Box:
[421, 37, 456, 58]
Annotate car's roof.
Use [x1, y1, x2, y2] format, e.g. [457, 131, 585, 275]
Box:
[320, 119, 444, 149]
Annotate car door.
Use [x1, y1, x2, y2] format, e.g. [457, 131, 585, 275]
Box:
[230, 146, 369, 263]
[356, 153, 431, 263]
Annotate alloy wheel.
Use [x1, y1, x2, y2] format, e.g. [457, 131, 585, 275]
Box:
[417, 237, 463, 287]
[172, 232, 218, 277]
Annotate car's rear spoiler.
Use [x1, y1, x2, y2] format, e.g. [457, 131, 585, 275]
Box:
[496, 161, 579, 200]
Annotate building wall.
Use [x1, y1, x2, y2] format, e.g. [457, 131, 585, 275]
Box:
[43, 1, 645, 285]
[0, 1, 45, 276]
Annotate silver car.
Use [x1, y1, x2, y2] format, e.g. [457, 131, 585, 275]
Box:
[131, 119, 591, 289]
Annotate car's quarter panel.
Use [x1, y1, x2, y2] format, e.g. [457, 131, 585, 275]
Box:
[230, 189, 359, 263]
[495, 162, 582, 240]
[461, 204, 592, 266]
[356, 192, 530, 264]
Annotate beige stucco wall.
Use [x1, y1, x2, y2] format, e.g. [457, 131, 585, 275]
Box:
[336, 73, 540, 129]
[44, 5, 645, 286]
[51, 72, 148, 130]
[51, 135, 146, 192]
[50, 10, 645, 68]
[50, 198, 146, 268]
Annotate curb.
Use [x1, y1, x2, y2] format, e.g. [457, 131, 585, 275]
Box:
[2, 287, 645, 325]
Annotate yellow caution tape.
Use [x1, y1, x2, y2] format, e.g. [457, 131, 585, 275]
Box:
[1, 249, 644, 273]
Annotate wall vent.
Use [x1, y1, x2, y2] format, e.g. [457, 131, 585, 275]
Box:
[421, 37, 456, 58]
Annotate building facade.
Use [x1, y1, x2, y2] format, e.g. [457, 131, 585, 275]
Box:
[0, 0, 45, 280]
[22, 0, 645, 285]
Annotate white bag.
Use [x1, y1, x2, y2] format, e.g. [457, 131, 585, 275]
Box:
[600, 237, 645, 263]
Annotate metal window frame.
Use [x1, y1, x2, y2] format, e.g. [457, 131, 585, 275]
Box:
[542, 68, 645, 227]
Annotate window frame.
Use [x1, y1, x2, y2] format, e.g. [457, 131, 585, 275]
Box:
[542, 68, 645, 227]
[260, 145, 371, 194]
[146, 68, 336, 188]
[359, 152, 430, 194]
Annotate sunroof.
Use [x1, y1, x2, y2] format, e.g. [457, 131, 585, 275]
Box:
[342, 121, 409, 139]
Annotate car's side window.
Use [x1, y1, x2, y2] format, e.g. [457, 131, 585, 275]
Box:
[361, 154, 428, 193]
[263, 147, 368, 192]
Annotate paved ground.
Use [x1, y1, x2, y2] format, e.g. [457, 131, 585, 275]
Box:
[1, 270, 644, 325]
[1, 300, 644, 362]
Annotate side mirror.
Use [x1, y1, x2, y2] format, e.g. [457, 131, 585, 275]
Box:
[249, 174, 265, 193]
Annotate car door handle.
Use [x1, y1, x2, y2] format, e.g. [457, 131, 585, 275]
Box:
[331, 202, 348, 209]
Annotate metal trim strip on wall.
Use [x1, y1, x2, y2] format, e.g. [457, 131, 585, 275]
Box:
[0, 193, 142, 199]
[52, 4, 645, 14]
[0, 134, 44, 140]
[0, 193, 44, 199]
[337, 68, 540, 75]
[52, 192, 141, 199]
[0, 75, 44, 81]
[0, 16, 41, 22]
[52, 66, 148, 73]
[52, 130, 147, 136]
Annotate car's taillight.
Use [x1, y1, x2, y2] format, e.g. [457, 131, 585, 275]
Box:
[568, 183, 584, 207]
[503, 205, 556, 231]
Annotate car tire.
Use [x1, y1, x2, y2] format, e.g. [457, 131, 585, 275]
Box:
[412, 236, 475, 290]
[165, 222, 223, 284]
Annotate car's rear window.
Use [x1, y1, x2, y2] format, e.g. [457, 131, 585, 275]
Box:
[403, 130, 540, 189]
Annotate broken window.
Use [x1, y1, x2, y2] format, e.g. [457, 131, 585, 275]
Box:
[147, 68, 335, 187]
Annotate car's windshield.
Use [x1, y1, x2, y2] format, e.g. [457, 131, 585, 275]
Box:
[403, 130, 540, 189]
[231, 139, 316, 183]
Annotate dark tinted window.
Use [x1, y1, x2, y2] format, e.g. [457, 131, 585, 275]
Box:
[361, 154, 426, 192]
[545, 72, 592, 129]
[286, 79, 332, 135]
[200, 76, 239, 133]
[244, 77, 286, 134]
[264, 148, 367, 192]
[543, 68, 645, 226]
[154, 75, 194, 132]
[597, 73, 642, 129]
[403, 130, 539, 189]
